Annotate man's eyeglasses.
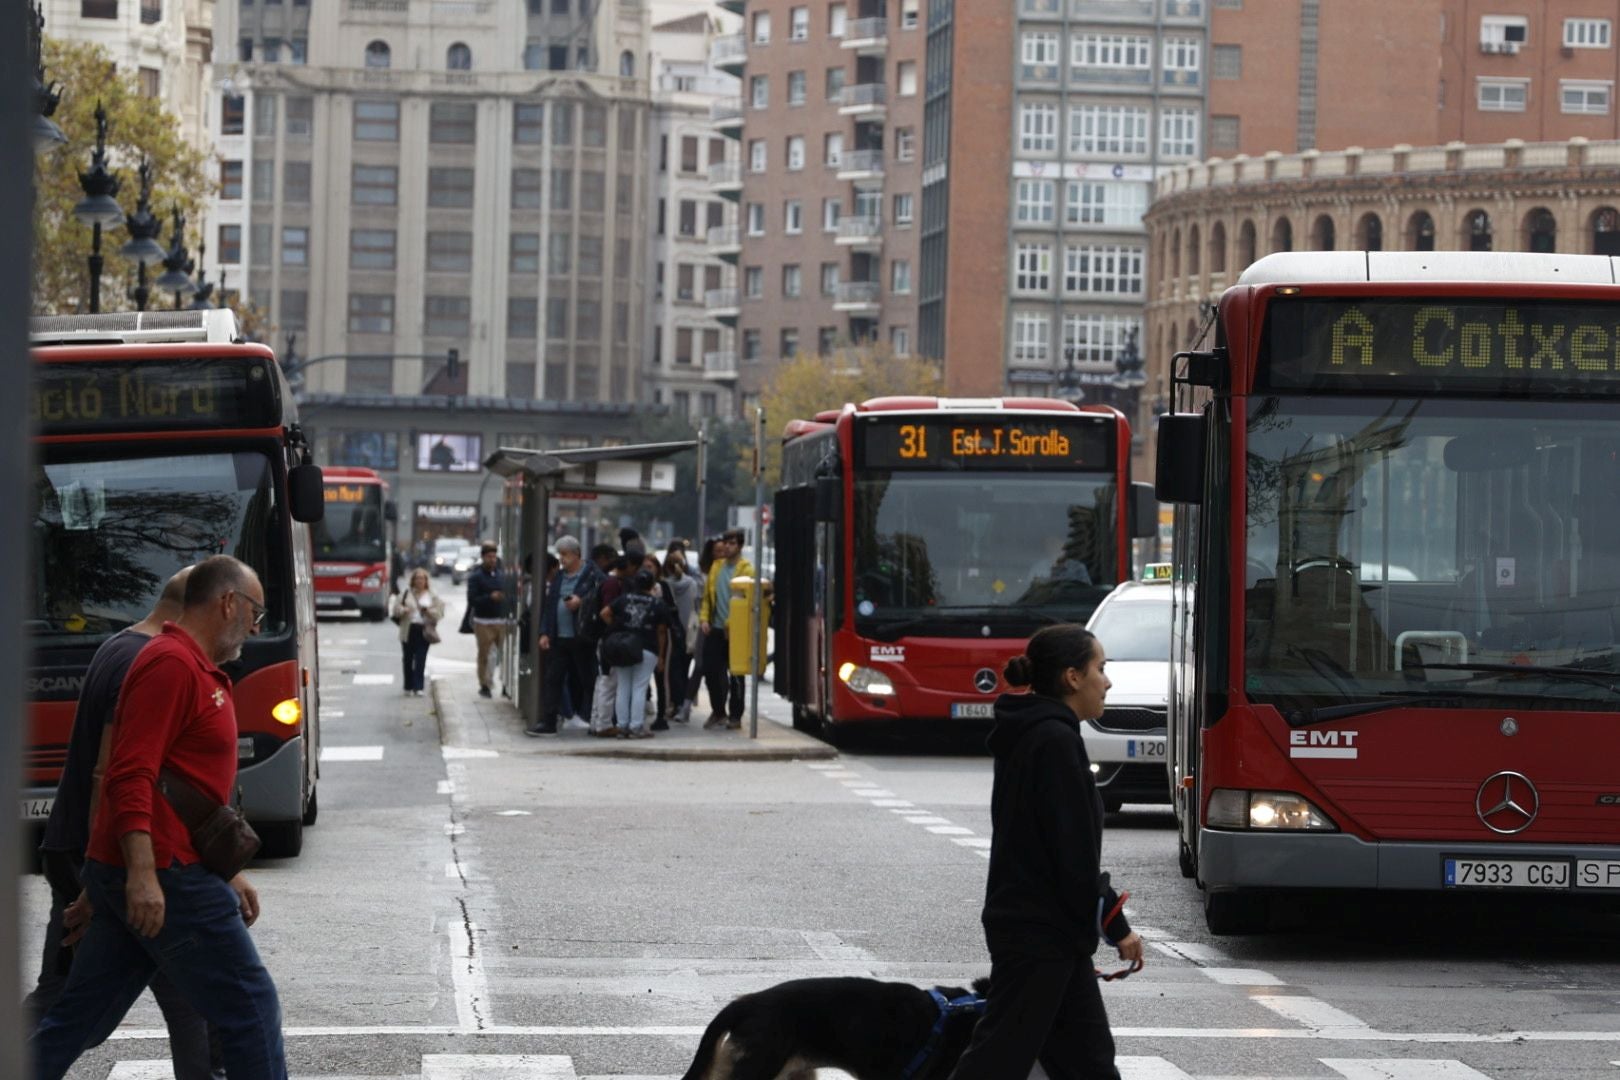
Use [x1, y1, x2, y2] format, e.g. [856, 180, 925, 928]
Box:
[233, 591, 268, 629]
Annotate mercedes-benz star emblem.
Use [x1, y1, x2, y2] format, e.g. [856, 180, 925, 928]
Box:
[1476, 770, 1539, 834]
[973, 668, 998, 694]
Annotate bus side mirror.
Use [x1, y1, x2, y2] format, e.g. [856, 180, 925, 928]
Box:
[814, 476, 840, 522]
[1128, 481, 1158, 539]
[289, 464, 326, 523]
[1155, 414, 1205, 506]
[384, 498, 399, 523]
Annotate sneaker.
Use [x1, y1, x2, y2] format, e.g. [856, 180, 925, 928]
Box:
[561, 716, 590, 732]
[726, 719, 742, 730]
[650, 718, 669, 731]
[674, 702, 692, 724]
[631, 728, 654, 739]
[478, 686, 493, 699]
[524, 723, 556, 738]
[703, 712, 725, 730]
[592, 726, 620, 738]
[616, 727, 632, 739]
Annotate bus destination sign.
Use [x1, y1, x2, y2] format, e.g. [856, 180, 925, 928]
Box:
[1262, 297, 1620, 394]
[325, 484, 375, 504]
[857, 416, 1112, 471]
[32, 357, 281, 435]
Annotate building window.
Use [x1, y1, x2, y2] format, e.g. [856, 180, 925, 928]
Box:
[582, 105, 606, 147]
[822, 197, 841, 231]
[679, 199, 700, 236]
[1014, 179, 1056, 225]
[1211, 44, 1242, 79]
[1480, 15, 1529, 51]
[895, 127, 915, 161]
[1071, 33, 1152, 70]
[897, 60, 918, 96]
[523, 42, 544, 70]
[81, 0, 117, 19]
[283, 161, 311, 203]
[425, 296, 472, 337]
[820, 262, 840, 295]
[1564, 18, 1611, 48]
[890, 259, 911, 295]
[749, 138, 767, 172]
[790, 5, 808, 40]
[782, 264, 802, 298]
[546, 297, 568, 339]
[290, 39, 306, 64]
[350, 229, 397, 270]
[1019, 102, 1058, 154]
[578, 235, 602, 276]
[826, 66, 846, 101]
[680, 135, 700, 173]
[1066, 180, 1147, 227]
[816, 327, 838, 355]
[262, 39, 282, 62]
[752, 10, 771, 44]
[1063, 244, 1145, 296]
[252, 160, 273, 202]
[750, 75, 769, 109]
[548, 232, 571, 274]
[250, 226, 273, 266]
[552, 104, 574, 146]
[239, 38, 253, 62]
[352, 164, 397, 205]
[1011, 312, 1050, 364]
[893, 193, 914, 225]
[137, 68, 160, 98]
[365, 40, 391, 68]
[1061, 314, 1139, 365]
[430, 102, 477, 143]
[1014, 243, 1052, 293]
[355, 100, 399, 141]
[786, 135, 805, 170]
[1209, 114, 1240, 151]
[1561, 80, 1611, 114]
[1159, 107, 1200, 158]
[222, 94, 245, 135]
[1070, 104, 1149, 156]
[551, 169, 572, 210]
[281, 227, 309, 267]
[428, 167, 475, 208]
[785, 199, 804, 233]
[507, 297, 537, 339]
[1021, 31, 1059, 69]
[828, 2, 846, 37]
[1477, 78, 1529, 112]
[427, 231, 473, 272]
[348, 294, 394, 334]
[443, 42, 472, 70]
[513, 103, 544, 144]
[788, 70, 807, 105]
[824, 132, 844, 166]
[780, 327, 800, 358]
[220, 161, 243, 200]
[280, 290, 308, 331]
[285, 97, 312, 138]
[1162, 38, 1201, 82]
[891, 325, 911, 357]
[746, 202, 765, 236]
[511, 168, 543, 209]
[744, 266, 764, 300]
[218, 225, 242, 264]
[253, 95, 276, 136]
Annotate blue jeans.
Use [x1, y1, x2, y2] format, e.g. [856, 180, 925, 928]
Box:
[402, 623, 430, 692]
[30, 859, 287, 1080]
[615, 649, 658, 734]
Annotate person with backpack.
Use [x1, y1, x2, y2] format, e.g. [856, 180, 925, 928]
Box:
[528, 536, 604, 737]
[584, 550, 633, 736]
[599, 569, 671, 739]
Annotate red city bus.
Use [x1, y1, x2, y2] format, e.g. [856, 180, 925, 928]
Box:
[1157, 252, 1620, 932]
[313, 466, 394, 621]
[774, 396, 1156, 739]
[25, 311, 325, 858]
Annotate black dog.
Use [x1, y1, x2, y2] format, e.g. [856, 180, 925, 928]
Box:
[680, 976, 990, 1080]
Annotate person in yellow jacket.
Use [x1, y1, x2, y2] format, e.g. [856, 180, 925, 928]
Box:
[698, 528, 754, 729]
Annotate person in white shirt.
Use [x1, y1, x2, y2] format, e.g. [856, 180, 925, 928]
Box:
[391, 569, 445, 696]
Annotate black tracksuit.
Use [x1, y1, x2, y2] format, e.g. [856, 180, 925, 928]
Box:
[947, 693, 1131, 1080]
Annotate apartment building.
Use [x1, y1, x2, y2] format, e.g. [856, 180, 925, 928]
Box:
[716, 0, 927, 406]
[646, 5, 740, 420]
[1208, 0, 1620, 158]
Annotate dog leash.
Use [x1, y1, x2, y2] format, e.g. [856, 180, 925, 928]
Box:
[899, 988, 988, 1080]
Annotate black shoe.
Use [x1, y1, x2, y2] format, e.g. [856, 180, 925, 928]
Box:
[478, 686, 493, 698]
[650, 718, 669, 731]
[524, 723, 557, 737]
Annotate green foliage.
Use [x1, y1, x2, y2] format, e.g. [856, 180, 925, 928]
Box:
[33, 38, 214, 315]
[754, 344, 944, 488]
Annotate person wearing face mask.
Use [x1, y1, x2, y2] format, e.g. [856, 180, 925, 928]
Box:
[30, 554, 287, 1080]
[947, 624, 1144, 1080]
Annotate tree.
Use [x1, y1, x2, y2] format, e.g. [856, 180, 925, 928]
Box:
[33, 39, 214, 315]
[754, 344, 944, 487]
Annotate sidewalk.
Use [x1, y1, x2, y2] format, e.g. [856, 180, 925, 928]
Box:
[431, 667, 838, 762]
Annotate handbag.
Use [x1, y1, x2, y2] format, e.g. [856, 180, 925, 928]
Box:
[601, 629, 644, 667]
[423, 622, 442, 645]
[458, 606, 473, 635]
[156, 768, 261, 880]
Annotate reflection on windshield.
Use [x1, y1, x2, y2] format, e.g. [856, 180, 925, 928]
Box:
[32, 451, 275, 645]
[313, 487, 386, 563]
[853, 471, 1117, 624]
[1244, 398, 1620, 707]
[1091, 597, 1173, 661]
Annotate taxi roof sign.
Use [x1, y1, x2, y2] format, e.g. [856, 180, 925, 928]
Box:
[1142, 563, 1173, 582]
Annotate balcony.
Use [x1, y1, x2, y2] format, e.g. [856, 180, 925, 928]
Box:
[710, 33, 746, 74]
[842, 17, 887, 55]
[833, 281, 881, 314]
[707, 224, 741, 261]
[838, 82, 887, 119]
[705, 287, 740, 323]
[707, 158, 742, 198]
[835, 216, 884, 250]
[717, 0, 743, 12]
[703, 351, 739, 382]
[836, 148, 886, 185]
[710, 97, 744, 136]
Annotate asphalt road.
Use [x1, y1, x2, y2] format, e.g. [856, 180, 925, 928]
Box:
[17, 590, 1620, 1079]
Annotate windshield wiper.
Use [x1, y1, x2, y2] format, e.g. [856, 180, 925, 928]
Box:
[1408, 662, 1620, 694]
[1288, 693, 1460, 727]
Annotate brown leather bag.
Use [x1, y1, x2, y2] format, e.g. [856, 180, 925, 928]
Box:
[157, 768, 261, 879]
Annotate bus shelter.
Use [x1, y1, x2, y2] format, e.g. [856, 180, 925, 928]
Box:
[482, 440, 694, 726]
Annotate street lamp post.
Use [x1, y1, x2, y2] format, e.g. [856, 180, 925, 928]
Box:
[1056, 345, 1086, 406]
[153, 206, 197, 309]
[1109, 325, 1147, 422]
[31, 1, 65, 154]
[73, 103, 124, 314]
[119, 158, 165, 311]
[187, 240, 216, 309]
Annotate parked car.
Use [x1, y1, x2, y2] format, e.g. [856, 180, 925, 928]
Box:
[451, 545, 481, 584]
[1082, 569, 1180, 812]
[431, 536, 466, 576]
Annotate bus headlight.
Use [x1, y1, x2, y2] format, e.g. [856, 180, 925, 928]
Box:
[362, 572, 383, 590]
[1208, 788, 1335, 831]
[271, 698, 302, 726]
[837, 662, 895, 696]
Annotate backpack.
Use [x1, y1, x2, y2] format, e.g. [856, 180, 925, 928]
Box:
[575, 571, 607, 644]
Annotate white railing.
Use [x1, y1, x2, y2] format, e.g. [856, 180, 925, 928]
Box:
[710, 33, 747, 67]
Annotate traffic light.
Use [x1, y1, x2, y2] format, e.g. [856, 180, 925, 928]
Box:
[446, 348, 460, 381]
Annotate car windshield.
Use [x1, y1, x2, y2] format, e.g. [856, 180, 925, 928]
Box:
[313, 483, 385, 563]
[853, 470, 1119, 630]
[31, 449, 280, 646]
[1244, 396, 1620, 710]
[1089, 594, 1172, 661]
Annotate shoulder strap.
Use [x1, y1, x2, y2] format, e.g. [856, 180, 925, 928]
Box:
[156, 767, 220, 831]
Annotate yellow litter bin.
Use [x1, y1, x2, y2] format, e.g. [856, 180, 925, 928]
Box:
[727, 576, 772, 677]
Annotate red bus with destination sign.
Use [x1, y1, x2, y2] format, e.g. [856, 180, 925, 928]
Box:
[1157, 252, 1620, 932]
[313, 466, 395, 621]
[773, 396, 1156, 739]
[25, 311, 326, 858]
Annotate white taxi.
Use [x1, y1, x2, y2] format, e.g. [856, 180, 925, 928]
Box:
[1082, 565, 1177, 812]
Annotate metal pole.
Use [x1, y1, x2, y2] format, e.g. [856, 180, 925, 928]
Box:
[748, 406, 764, 738]
[88, 222, 102, 313]
[694, 416, 708, 541]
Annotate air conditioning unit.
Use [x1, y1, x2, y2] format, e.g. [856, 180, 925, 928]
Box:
[1480, 40, 1501, 53]
[1502, 41, 1521, 54]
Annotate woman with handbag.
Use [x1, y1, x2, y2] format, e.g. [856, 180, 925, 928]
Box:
[662, 544, 701, 725]
[391, 568, 444, 697]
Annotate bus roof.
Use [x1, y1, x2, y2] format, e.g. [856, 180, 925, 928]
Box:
[784, 396, 1087, 442]
[1237, 251, 1620, 287]
[322, 466, 386, 482]
[30, 309, 244, 347]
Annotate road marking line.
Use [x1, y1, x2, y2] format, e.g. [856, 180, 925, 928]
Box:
[800, 930, 877, 967]
[446, 919, 491, 1031]
[320, 746, 385, 762]
[323, 655, 364, 664]
[446, 823, 466, 836]
[494, 809, 532, 816]
[325, 710, 345, 718]
[1255, 997, 1373, 1033]
[353, 673, 395, 685]
[819, 771, 860, 778]
[925, 825, 975, 835]
[870, 799, 915, 807]
[805, 762, 841, 770]
[977, 850, 991, 858]
[106, 1064, 173, 1079]
[839, 778, 876, 786]
[423, 1054, 577, 1079]
[1322, 1061, 1494, 1079]
[438, 780, 455, 795]
[901, 815, 952, 825]
[1151, 941, 1232, 966]
[1117, 1057, 1196, 1080]
[952, 837, 992, 849]
[1198, 968, 1287, 986]
[443, 747, 500, 760]
[850, 789, 899, 798]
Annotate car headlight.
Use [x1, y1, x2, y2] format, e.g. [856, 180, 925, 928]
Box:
[837, 662, 895, 696]
[1207, 788, 1336, 831]
[361, 572, 383, 589]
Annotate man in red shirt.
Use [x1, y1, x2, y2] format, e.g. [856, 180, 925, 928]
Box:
[30, 555, 288, 1080]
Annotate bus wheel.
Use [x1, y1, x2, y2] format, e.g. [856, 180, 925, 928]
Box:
[1102, 795, 1125, 815]
[1204, 890, 1268, 935]
[256, 816, 304, 859]
[301, 785, 319, 827]
[791, 704, 810, 731]
[361, 606, 387, 623]
[1178, 838, 1197, 879]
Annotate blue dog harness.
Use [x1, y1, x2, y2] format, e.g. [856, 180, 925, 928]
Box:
[899, 988, 988, 1080]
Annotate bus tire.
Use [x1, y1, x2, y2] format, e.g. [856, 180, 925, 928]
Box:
[1178, 838, 1196, 879]
[1102, 794, 1125, 814]
[1204, 889, 1268, 935]
[256, 816, 304, 859]
[301, 785, 319, 827]
[361, 605, 387, 623]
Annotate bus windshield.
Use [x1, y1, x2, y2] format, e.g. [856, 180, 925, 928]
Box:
[1243, 396, 1620, 709]
[853, 470, 1118, 629]
[314, 484, 386, 563]
[31, 450, 278, 646]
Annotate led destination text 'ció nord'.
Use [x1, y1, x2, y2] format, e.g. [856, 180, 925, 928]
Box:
[31, 357, 277, 435]
[1262, 298, 1620, 392]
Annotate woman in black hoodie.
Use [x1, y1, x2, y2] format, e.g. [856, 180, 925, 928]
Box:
[947, 624, 1144, 1080]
